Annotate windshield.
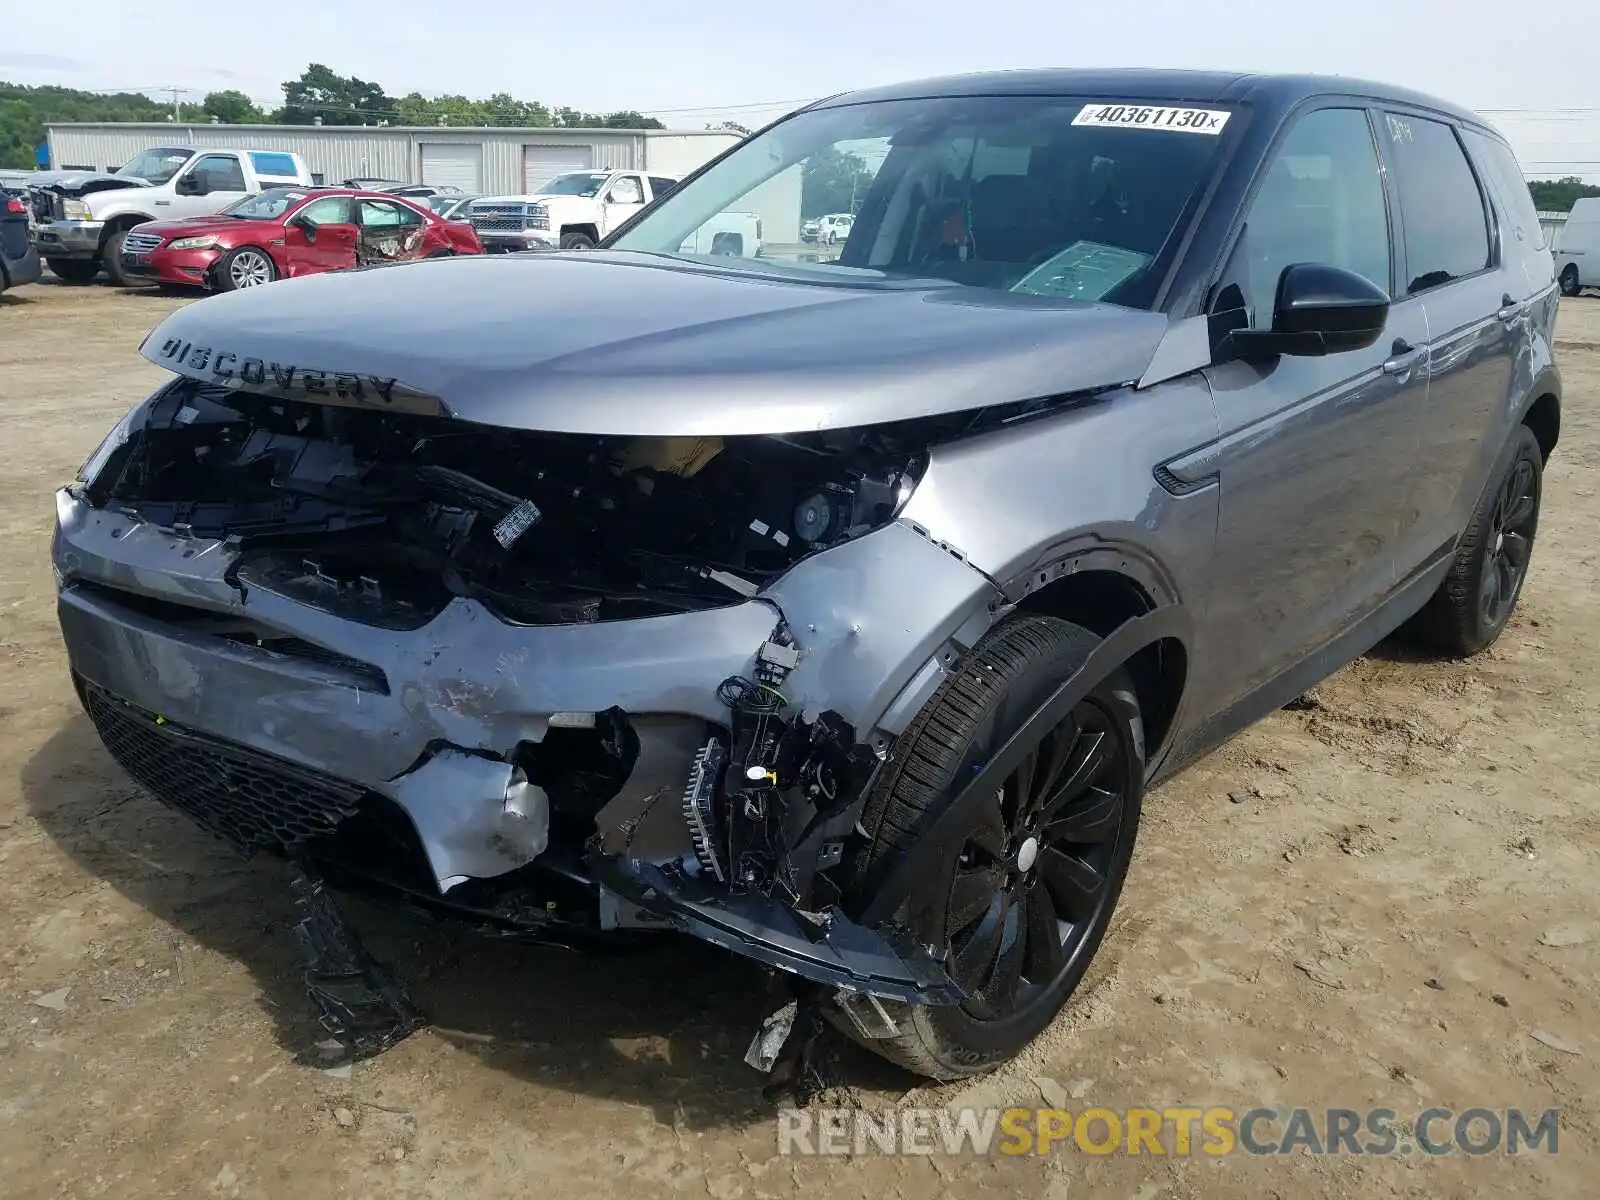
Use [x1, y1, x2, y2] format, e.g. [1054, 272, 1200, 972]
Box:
[539, 172, 611, 197]
[426, 195, 469, 215]
[115, 147, 192, 185]
[612, 96, 1237, 306]
[219, 189, 309, 220]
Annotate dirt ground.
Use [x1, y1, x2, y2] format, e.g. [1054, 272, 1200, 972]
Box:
[0, 275, 1595, 1199]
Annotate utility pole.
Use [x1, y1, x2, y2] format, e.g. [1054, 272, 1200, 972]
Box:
[166, 86, 185, 122]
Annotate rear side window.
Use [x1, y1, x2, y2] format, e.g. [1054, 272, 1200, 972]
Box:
[1382, 114, 1491, 294]
[1230, 107, 1392, 327]
[1462, 129, 1546, 251]
[251, 152, 300, 179]
[648, 176, 677, 199]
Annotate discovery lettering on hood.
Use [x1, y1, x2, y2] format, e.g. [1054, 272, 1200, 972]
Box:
[145, 334, 445, 417]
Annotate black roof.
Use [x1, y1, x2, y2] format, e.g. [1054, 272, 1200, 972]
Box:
[812, 68, 1487, 129]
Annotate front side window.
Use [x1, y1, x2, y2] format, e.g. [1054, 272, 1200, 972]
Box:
[192, 154, 247, 192]
[1383, 113, 1491, 294]
[1227, 107, 1392, 327]
[608, 176, 644, 204]
[611, 95, 1236, 307]
[297, 197, 350, 226]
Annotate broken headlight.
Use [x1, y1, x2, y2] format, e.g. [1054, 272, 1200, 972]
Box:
[75, 400, 146, 488]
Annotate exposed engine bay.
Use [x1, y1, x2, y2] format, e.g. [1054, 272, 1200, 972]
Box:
[86, 379, 933, 625]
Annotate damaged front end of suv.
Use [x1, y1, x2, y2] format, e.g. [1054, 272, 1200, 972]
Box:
[55, 344, 1045, 1079]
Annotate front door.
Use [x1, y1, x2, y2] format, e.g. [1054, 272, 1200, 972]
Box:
[601, 174, 646, 236]
[283, 197, 356, 276]
[1193, 104, 1430, 709]
[171, 153, 249, 218]
[1376, 111, 1521, 570]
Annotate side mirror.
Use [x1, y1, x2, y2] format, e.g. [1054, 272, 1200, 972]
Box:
[288, 215, 317, 240]
[1221, 263, 1390, 360]
[176, 171, 208, 196]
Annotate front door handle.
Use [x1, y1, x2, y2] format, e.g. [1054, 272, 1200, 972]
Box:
[1382, 338, 1421, 375]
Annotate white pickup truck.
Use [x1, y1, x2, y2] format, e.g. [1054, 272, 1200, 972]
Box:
[469, 169, 762, 258]
[31, 146, 313, 285]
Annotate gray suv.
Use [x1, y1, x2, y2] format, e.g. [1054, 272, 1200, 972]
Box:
[53, 70, 1559, 1084]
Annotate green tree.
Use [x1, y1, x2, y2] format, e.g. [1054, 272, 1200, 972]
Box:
[1528, 176, 1600, 213]
[0, 82, 169, 168]
[802, 146, 873, 218]
[279, 63, 389, 125]
[200, 90, 264, 124]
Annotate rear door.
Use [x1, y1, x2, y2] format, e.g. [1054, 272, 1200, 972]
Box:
[1377, 112, 1519, 570]
[1196, 104, 1431, 705]
[354, 198, 429, 264]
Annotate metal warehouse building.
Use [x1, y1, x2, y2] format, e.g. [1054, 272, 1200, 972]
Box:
[44, 122, 801, 240]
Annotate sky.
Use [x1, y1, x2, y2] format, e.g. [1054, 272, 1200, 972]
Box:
[6, 0, 1600, 179]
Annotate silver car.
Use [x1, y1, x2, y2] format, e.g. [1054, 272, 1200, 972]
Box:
[54, 68, 1560, 1085]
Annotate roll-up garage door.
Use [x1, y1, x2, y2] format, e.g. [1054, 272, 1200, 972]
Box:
[419, 143, 483, 192]
[522, 144, 594, 192]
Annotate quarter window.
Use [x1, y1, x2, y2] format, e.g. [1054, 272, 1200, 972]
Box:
[1462, 128, 1545, 251]
[1231, 107, 1392, 327]
[1382, 113, 1492, 294]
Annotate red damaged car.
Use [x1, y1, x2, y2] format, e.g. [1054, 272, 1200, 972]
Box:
[117, 187, 483, 291]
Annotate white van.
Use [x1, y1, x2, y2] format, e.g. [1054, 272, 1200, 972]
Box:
[1554, 196, 1600, 296]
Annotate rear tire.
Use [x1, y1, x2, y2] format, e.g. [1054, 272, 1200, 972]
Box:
[48, 257, 100, 285]
[842, 615, 1144, 1080]
[1560, 265, 1581, 297]
[1407, 425, 1543, 657]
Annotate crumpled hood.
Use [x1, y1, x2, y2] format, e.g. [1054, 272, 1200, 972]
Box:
[139, 251, 1173, 435]
[29, 170, 151, 193]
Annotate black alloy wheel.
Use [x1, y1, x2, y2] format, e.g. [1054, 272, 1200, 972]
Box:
[1479, 453, 1538, 630]
[946, 699, 1132, 1016]
[844, 615, 1144, 1079]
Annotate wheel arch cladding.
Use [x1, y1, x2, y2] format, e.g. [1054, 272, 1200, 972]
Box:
[1524, 391, 1560, 462]
[1017, 569, 1188, 763]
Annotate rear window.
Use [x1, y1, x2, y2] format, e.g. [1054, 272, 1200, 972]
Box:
[250, 152, 300, 179]
[1382, 113, 1492, 295]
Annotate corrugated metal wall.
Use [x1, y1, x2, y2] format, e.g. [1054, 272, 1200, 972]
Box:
[45, 125, 737, 195]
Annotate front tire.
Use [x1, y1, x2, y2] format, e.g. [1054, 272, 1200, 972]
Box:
[844, 615, 1144, 1080]
[100, 228, 139, 287]
[1408, 425, 1543, 657]
[559, 231, 596, 250]
[1560, 265, 1581, 297]
[216, 247, 277, 291]
[47, 258, 99, 285]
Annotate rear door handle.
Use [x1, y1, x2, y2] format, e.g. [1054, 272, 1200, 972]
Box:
[1382, 338, 1421, 375]
[1496, 293, 1524, 323]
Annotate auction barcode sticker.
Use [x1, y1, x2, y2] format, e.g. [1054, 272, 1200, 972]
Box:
[1072, 104, 1231, 134]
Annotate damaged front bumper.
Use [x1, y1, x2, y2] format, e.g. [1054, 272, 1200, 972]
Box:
[53, 485, 997, 1002]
